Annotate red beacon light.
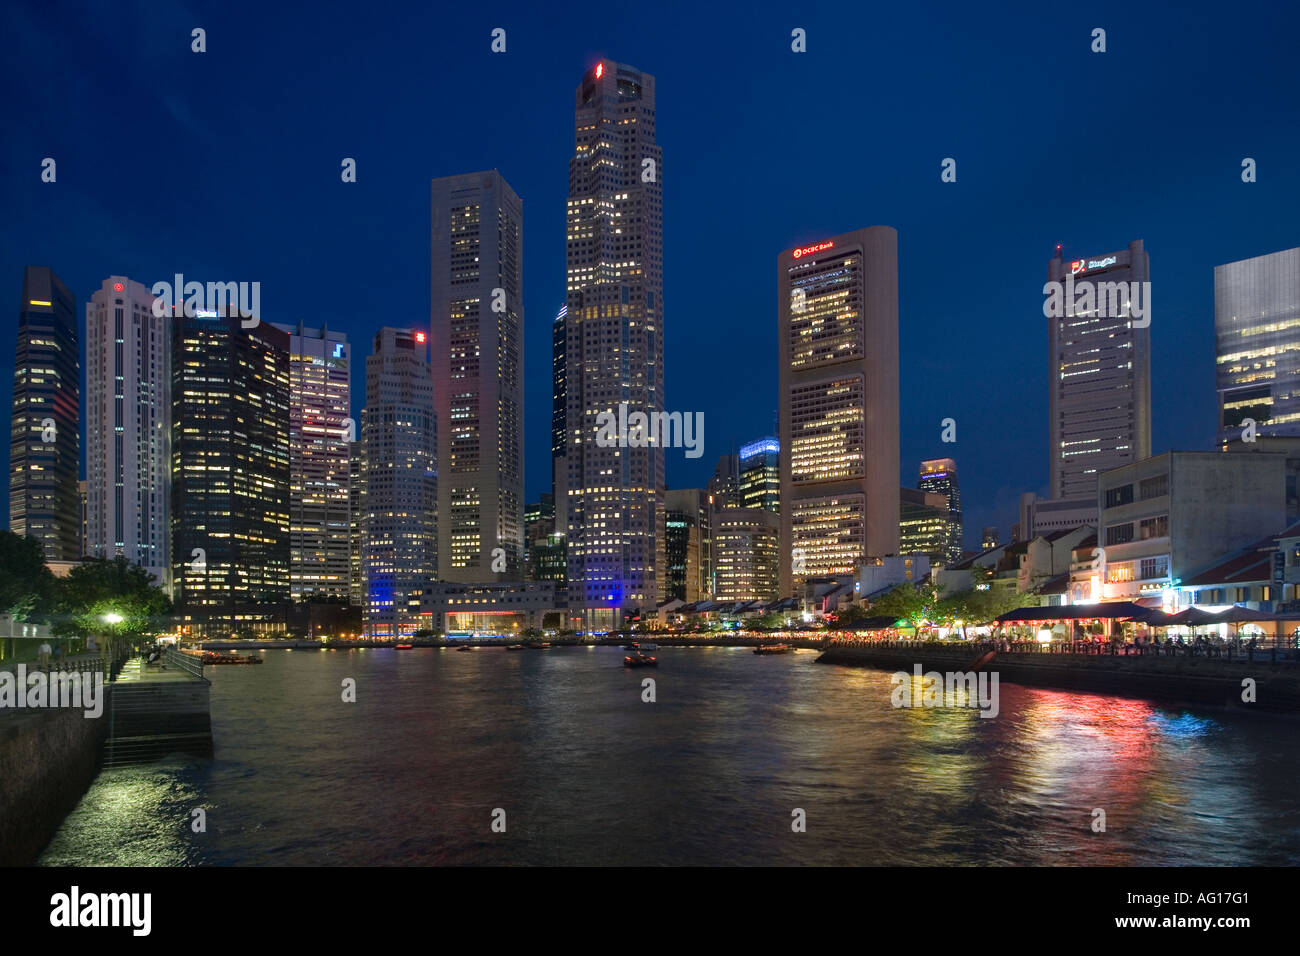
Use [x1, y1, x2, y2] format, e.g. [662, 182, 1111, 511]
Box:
[415, 331, 426, 343]
[112, 282, 125, 292]
[595, 63, 603, 78]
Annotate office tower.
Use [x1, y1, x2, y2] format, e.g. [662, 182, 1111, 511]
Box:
[713, 508, 780, 602]
[431, 170, 524, 583]
[740, 437, 780, 513]
[363, 328, 436, 639]
[1216, 246, 1300, 444]
[981, 527, 1000, 550]
[10, 266, 79, 561]
[707, 454, 741, 509]
[270, 322, 351, 600]
[348, 435, 366, 606]
[917, 458, 961, 565]
[778, 228, 900, 596]
[563, 60, 665, 628]
[552, 304, 566, 497]
[524, 493, 559, 583]
[666, 488, 712, 601]
[171, 313, 290, 637]
[1048, 240, 1151, 500]
[85, 276, 170, 588]
[899, 487, 951, 566]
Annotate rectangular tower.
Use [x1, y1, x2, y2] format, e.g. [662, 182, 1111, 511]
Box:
[10, 266, 80, 561]
[1215, 246, 1300, 445]
[1048, 240, 1152, 500]
[270, 322, 352, 600]
[363, 328, 437, 639]
[564, 60, 665, 628]
[171, 312, 291, 637]
[85, 276, 171, 588]
[778, 228, 900, 597]
[431, 170, 524, 583]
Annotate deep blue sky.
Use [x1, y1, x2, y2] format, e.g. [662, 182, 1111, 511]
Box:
[4, 0, 1299, 548]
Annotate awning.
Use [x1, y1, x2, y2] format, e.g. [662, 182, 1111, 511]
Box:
[992, 601, 1153, 624]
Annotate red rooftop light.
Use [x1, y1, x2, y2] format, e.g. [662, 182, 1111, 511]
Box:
[595, 63, 603, 78]
[112, 282, 125, 292]
[415, 331, 426, 343]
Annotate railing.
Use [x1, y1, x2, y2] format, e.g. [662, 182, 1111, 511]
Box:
[165, 647, 207, 680]
[824, 636, 1300, 663]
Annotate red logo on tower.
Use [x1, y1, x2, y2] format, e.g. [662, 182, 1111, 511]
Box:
[793, 241, 834, 259]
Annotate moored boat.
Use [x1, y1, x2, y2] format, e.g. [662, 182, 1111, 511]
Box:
[754, 644, 792, 655]
[623, 652, 657, 667]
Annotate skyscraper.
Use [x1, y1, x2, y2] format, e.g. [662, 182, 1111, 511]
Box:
[431, 170, 524, 582]
[348, 434, 366, 607]
[563, 60, 665, 628]
[85, 276, 170, 588]
[666, 487, 712, 601]
[552, 303, 566, 497]
[171, 312, 291, 637]
[270, 322, 351, 600]
[707, 454, 741, 509]
[1048, 240, 1151, 501]
[363, 327, 436, 639]
[1215, 246, 1300, 445]
[10, 266, 80, 562]
[739, 438, 780, 513]
[713, 508, 780, 602]
[779, 228, 900, 597]
[917, 458, 961, 565]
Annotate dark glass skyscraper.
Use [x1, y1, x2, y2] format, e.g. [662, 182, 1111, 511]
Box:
[10, 266, 80, 562]
[917, 458, 962, 565]
[739, 438, 780, 513]
[563, 60, 665, 628]
[171, 313, 291, 637]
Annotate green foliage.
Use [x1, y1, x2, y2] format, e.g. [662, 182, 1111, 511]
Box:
[868, 581, 943, 630]
[0, 531, 56, 622]
[51, 557, 172, 646]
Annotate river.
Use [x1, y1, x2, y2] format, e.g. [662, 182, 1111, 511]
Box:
[37, 645, 1300, 865]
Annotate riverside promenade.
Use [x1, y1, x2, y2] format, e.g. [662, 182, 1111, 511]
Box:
[817, 639, 1300, 712]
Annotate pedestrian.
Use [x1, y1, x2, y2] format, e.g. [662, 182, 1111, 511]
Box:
[37, 640, 51, 668]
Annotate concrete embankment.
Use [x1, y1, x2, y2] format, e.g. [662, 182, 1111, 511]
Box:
[817, 644, 1300, 712]
[0, 707, 106, 865]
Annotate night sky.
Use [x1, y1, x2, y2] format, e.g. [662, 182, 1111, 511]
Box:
[4, 0, 1299, 548]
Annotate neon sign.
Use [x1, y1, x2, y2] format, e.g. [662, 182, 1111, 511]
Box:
[1071, 255, 1118, 275]
[793, 240, 834, 259]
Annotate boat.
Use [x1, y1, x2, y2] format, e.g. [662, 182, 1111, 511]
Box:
[200, 652, 263, 665]
[524, 641, 552, 649]
[754, 644, 792, 655]
[506, 644, 524, 651]
[623, 653, 657, 667]
[455, 644, 473, 652]
[394, 643, 414, 650]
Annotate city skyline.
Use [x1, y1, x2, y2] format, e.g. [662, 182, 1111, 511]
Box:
[4, 3, 1300, 551]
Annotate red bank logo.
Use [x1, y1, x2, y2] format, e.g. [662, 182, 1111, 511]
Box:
[793, 240, 834, 259]
[1070, 260, 1085, 275]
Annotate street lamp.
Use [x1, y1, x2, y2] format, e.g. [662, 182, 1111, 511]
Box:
[102, 612, 123, 625]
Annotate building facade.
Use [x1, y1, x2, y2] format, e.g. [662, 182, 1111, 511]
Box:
[1048, 240, 1151, 504]
[1215, 246, 1300, 445]
[917, 458, 961, 564]
[85, 276, 170, 588]
[270, 322, 351, 600]
[739, 438, 780, 513]
[171, 313, 291, 637]
[899, 487, 951, 567]
[431, 170, 525, 583]
[10, 266, 80, 561]
[362, 328, 437, 638]
[563, 60, 665, 628]
[779, 227, 900, 597]
[713, 507, 780, 602]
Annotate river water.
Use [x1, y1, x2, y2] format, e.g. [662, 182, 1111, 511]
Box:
[38, 646, 1300, 865]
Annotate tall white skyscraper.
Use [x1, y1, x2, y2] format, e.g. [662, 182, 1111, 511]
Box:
[563, 60, 665, 629]
[270, 322, 351, 600]
[430, 170, 524, 582]
[85, 276, 170, 589]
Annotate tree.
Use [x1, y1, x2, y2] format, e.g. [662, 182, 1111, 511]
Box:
[0, 531, 56, 622]
[51, 558, 172, 654]
[869, 581, 944, 632]
[938, 569, 1025, 638]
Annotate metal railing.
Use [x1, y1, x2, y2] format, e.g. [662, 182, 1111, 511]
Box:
[165, 647, 207, 680]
